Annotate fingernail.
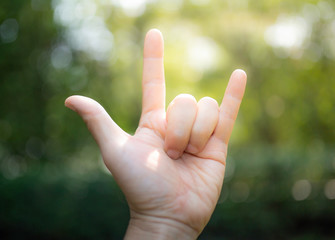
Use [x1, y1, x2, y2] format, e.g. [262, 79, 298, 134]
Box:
[186, 144, 198, 154]
[65, 102, 76, 112]
[167, 150, 180, 160]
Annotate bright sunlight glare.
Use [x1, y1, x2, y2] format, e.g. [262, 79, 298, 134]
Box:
[265, 16, 310, 50]
[53, 0, 113, 61]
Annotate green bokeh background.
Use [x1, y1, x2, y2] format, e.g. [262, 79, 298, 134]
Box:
[1, 0, 335, 239]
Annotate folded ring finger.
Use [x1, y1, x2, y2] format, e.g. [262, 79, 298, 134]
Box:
[186, 97, 219, 154]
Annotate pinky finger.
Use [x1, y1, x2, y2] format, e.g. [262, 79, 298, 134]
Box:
[213, 69, 247, 145]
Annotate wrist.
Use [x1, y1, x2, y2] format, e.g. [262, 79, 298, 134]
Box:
[124, 213, 199, 240]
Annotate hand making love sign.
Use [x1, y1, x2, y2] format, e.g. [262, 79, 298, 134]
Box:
[65, 29, 247, 239]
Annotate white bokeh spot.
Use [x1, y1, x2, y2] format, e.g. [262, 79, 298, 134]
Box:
[187, 36, 220, 73]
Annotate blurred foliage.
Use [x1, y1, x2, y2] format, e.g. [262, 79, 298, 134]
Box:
[1, 0, 335, 239]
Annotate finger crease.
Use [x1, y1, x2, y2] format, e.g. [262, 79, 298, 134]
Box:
[225, 93, 242, 103]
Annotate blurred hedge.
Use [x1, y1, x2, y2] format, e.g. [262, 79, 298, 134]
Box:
[1, 147, 335, 239]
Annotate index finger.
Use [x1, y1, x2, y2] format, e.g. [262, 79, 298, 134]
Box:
[213, 69, 247, 144]
[140, 29, 165, 120]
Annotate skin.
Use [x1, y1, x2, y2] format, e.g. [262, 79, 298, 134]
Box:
[65, 29, 247, 240]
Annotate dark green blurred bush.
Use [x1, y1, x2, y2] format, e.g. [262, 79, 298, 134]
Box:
[0, 169, 128, 239]
[1, 147, 335, 239]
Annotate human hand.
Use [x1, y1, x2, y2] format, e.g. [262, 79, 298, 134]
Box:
[65, 29, 247, 240]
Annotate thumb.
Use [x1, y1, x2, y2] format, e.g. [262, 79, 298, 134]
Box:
[65, 95, 129, 164]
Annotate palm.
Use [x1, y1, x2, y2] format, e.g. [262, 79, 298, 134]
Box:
[65, 29, 246, 236]
[117, 122, 225, 232]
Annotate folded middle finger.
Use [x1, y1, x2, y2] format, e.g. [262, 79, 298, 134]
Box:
[165, 94, 197, 159]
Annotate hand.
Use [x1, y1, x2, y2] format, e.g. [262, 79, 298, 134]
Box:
[65, 29, 247, 240]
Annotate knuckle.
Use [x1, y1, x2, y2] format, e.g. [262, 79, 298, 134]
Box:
[167, 95, 197, 117]
[174, 94, 197, 105]
[198, 97, 219, 109]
